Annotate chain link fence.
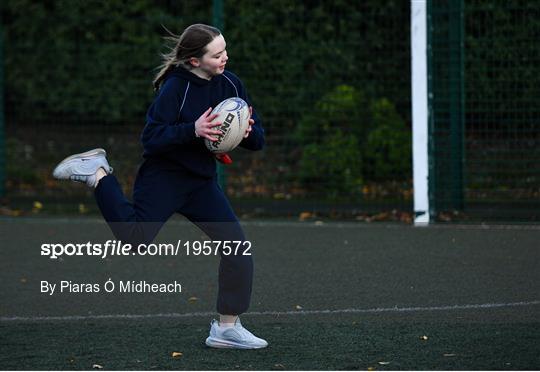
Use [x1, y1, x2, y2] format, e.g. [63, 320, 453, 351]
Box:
[1, 1, 412, 221]
[430, 0, 540, 222]
[2, 1, 539, 222]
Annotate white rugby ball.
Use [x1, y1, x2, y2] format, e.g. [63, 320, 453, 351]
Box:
[205, 97, 250, 154]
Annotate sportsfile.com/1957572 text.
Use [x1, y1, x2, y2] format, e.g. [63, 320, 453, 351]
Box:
[40, 240, 252, 259]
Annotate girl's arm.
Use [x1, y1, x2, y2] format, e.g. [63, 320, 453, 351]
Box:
[240, 104, 265, 151]
[234, 78, 265, 151]
[141, 78, 196, 155]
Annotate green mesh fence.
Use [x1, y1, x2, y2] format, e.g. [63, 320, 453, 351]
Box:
[428, 0, 465, 216]
[429, 0, 540, 222]
[1, 1, 412, 221]
[4, 1, 540, 222]
[224, 2, 412, 219]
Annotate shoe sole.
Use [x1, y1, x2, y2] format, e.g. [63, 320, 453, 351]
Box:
[205, 336, 267, 350]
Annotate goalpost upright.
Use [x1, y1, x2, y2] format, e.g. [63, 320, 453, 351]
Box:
[411, 0, 430, 225]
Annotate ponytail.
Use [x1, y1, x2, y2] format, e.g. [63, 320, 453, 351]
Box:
[153, 24, 221, 91]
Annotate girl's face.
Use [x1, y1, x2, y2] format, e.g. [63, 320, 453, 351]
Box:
[191, 34, 228, 79]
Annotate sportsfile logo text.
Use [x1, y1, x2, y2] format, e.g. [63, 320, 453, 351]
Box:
[41, 240, 252, 259]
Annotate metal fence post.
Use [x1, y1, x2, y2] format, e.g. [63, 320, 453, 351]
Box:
[448, 0, 465, 210]
[213, 0, 227, 190]
[427, 0, 436, 219]
[0, 22, 5, 199]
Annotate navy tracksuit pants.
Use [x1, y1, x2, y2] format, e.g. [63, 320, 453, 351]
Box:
[94, 161, 252, 315]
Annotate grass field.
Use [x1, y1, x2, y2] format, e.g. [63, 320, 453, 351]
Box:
[1, 217, 539, 370]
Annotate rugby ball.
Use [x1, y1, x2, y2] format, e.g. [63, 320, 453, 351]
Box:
[205, 97, 250, 154]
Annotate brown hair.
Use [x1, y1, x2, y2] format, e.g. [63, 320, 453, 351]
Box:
[153, 24, 221, 90]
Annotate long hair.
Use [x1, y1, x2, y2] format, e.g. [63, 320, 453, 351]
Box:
[153, 24, 221, 91]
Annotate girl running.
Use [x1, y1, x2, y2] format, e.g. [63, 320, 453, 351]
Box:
[53, 24, 267, 349]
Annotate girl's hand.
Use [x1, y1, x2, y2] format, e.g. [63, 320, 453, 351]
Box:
[244, 106, 254, 138]
[195, 107, 222, 141]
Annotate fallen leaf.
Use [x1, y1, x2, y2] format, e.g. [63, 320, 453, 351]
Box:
[299, 212, 313, 221]
[92, 364, 103, 369]
[274, 364, 285, 370]
[439, 213, 452, 222]
[400, 212, 413, 224]
[188, 296, 198, 303]
[20, 278, 27, 284]
[372, 212, 390, 221]
[171, 352, 183, 358]
[367, 367, 375, 371]
[0, 207, 13, 216]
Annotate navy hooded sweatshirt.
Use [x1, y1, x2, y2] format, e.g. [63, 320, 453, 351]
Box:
[141, 67, 265, 178]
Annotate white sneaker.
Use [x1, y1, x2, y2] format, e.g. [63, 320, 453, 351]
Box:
[205, 318, 268, 349]
[52, 148, 113, 188]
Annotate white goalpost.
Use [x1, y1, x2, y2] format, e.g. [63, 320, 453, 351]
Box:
[411, 0, 430, 225]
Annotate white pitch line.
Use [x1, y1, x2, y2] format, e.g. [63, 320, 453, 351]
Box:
[1, 300, 539, 322]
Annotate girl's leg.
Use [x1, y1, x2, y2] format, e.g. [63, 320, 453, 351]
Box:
[179, 178, 253, 316]
[53, 148, 176, 246]
[181, 178, 267, 349]
[94, 163, 186, 246]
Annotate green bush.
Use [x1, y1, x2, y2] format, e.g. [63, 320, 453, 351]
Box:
[363, 98, 411, 181]
[296, 85, 410, 198]
[296, 85, 368, 198]
[1, 0, 210, 124]
[296, 85, 370, 143]
[5, 138, 40, 185]
[299, 130, 363, 199]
